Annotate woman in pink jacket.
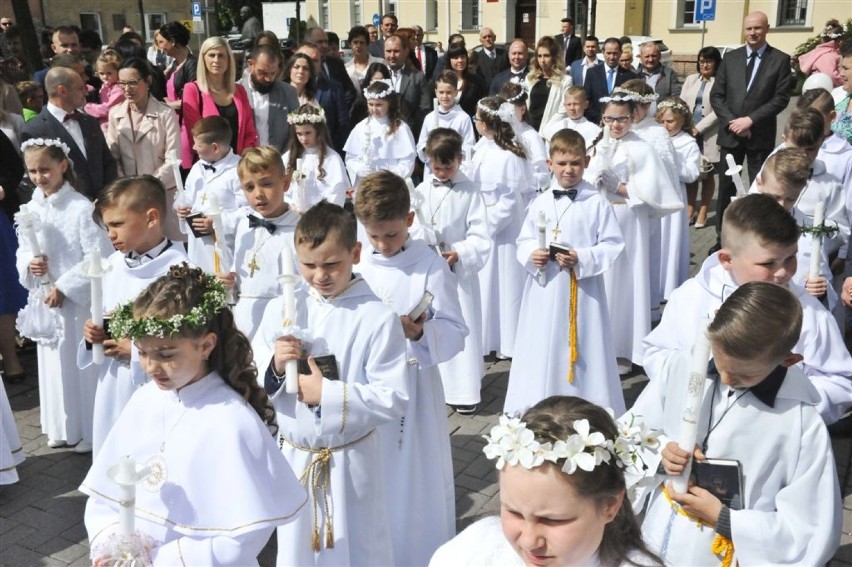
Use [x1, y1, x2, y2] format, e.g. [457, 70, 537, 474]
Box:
[180, 36, 258, 168]
[797, 19, 844, 88]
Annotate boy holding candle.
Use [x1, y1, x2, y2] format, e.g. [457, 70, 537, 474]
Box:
[628, 281, 840, 565]
[176, 116, 247, 274]
[82, 175, 189, 456]
[354, 170, 468, 564]
[222, 146, 300, 341]
[251, 200, 410, 566]
[504, 129, 625, 416]
[642, 194, 852, 424]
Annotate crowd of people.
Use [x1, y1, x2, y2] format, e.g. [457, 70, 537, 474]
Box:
[1, 9, 851, 566]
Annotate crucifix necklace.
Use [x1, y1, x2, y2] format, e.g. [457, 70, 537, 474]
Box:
[429, 184, 453, 227]
[247, 230, 274, 278]
[551, 198, 575, 241]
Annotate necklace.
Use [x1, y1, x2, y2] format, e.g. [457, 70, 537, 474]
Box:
[143, 396, 194, 492]
[550, 195, 575, 241]
[700, 378, 750, 454]
[247, 227, 276, 277]
[428, 183, 454, 227]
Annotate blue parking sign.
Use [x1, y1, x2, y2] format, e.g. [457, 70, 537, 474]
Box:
[191, 1, 202, 17]
[372, 13, 380, 27]
[695, 0, 716, 22]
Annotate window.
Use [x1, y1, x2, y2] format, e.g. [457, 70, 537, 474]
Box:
[321, 0, 329, 29]
[426, 0, 438, 30]
[144, 13, 167, 43]
[778, 0, 807, 26]
[351, 0, 361, 26]
[461, 0, 479, 30]
[681, 0, 697, 26]
[388, 2, 396, 15]
[79, 13, 103, 39]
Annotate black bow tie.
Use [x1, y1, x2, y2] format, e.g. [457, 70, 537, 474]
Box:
[553, 189, 578, 200]
[248, 214, 277, 234]
[63, 112, 79, 122]
[202, 163, 216, 172]
[432, 178, 455, 188]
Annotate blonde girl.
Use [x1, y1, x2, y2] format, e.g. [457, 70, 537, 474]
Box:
[84, 50, 125, 133]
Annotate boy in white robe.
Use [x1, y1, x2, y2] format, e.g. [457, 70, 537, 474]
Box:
[629, 282, 840, 565]
[417, 70, 476, 178]
[412, 128, 491, 411]
[354, 170, 468, 565]
[223, 147, 300, 341]
[252, 200, 409, 566]
[505, 129, 625, 416]
[176, 117, 248, 274]
[643, 194, 852, 424]
[81, 176, 189, 456]
[541, 86, 602, 149]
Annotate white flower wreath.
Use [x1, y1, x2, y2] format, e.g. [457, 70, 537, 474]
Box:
[20, 138, 71, 157]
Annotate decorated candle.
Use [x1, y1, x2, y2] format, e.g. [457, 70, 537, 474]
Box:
[85, 244, 110, 365]
[724, 154, 746, 197]
[535, 210, 548, 286]
[280, 245, 300, 394]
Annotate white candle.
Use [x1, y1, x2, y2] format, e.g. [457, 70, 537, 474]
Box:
[535, 210, 548, 286]
[167, 150, 185, 196]
[809, 202, 825, 278]
[86, 244, 108, 365]
[18, 205, 50, 286]
[433, 97, 439, 128]
[602, 124, 611, 146]
[293, 158, 307, 213]
[280, 245, 300, 394]
[671, 322, 711, 493]
[724, 154, 746, 197]
[116, 455, 137, 535]
[599, 125, 613, 168]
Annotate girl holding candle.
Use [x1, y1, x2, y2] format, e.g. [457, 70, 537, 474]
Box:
[81, 263, 306, 565]
[15, 139, 111, 452]
[283, 104, 350, 211]
[343, 80, 416, 188]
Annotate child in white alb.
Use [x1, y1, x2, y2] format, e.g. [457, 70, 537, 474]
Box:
[417, 70, 475, 178]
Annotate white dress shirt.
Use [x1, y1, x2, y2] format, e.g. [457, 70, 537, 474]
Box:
[47, 101, 86, 158]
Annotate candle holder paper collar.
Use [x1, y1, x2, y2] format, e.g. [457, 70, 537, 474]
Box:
[483, 412, 661, 478]
[109, 268, 228, 340]
[21, 137, 72, 157]
[287, 107, 326, 125]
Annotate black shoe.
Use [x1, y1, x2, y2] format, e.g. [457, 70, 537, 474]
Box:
[454, 404, 478, 415]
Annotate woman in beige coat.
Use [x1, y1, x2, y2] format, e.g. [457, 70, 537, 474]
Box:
[107, 57, 183, 240]
[680, 46, 721, 228]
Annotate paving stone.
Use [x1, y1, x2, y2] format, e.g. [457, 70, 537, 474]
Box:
[49, 540, 89, 564]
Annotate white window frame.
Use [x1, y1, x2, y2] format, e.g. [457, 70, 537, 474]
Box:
[425, 0, 438, 31]
[776, 0, 811, 27]
[144, 13, 167, 43]
[675, 0, 701, 28]
[321, 0, 329, 29]
[79, 12, 104, 40]
[460, 0, 480, 31]
[350, 0, 362, 27]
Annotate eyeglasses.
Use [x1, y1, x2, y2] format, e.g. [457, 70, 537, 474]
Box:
[118, 79, 142, 89]
[698, 60, 714, 66]
[601, 116, 630, 124]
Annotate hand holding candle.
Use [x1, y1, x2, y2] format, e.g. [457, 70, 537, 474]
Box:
[599, 125, 613, 168]
[17, 205, 51, 286]
[724, 154, 746, 197]
[809, 201, 825, 279]
[535, 210, 548, 286]
[671, 321, 711, 493]
[167, 150, 186, 203]
[279, 246, 300, 394]
[84, 244, 111, 365]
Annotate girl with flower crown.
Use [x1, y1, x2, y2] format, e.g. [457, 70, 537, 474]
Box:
[583, 92, 680, 377]
[343, 80, 416, 188]
[656, 97, 700, 299]
[430, 395, 663, 566]
[499, 81, 551, 202]
[14, 138, 112, 452]
[469, 95, 529, 360]
[81, 264, 307, 565]
[283, 104, 350, 212]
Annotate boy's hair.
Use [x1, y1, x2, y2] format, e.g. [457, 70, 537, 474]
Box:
[549, 128, 587, 157]
[783, 107, 824, 148]
[238, 145, 286, 179]
[296, 200, 357, 251]
[16, 81, 43, 102]
[191, 116, 232, 147]
[720, 194, 800, 252]
[708, 281, 802, 363]
[425, 127, 463, 164]
[353, 171, 410, 223]
[796, 87, 834, 115]
[434, 69, 459, 88]
[94, 175, 166, 226]
[761, 148, 812, 192]
[564, 85, 587, 102]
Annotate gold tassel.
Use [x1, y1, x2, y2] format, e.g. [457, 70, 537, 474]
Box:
[712, 534, 735, 567]
[325, 519, 335, 549]
[567, 269, 579, 383]
[311, 528, 321, 552]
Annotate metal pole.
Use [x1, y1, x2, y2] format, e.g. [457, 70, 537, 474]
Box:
[700, 20, 706, 50]
[295, 0, 300, 44]
[138, 0, 146, 43]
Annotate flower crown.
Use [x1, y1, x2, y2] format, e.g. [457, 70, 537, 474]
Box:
[657, 99, 689, 113]
[288, 107, 326, 125]
[109, 271, 228, 340]
[364, 80, 395, 99]
[21, 138, 71, 157]
[477, 101, 516, 123]
[503, 85, 528, 104]
[483, 413, 660, 476]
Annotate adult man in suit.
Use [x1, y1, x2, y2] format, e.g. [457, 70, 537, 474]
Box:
[297, 43, 350, 152]
[570, 36, 599, 86]
[384, 34, 431, 139]
[709, 11, 792, 244]
[490, 39, 529, 95]
[637, 41, 681, 114]
[554, 18, 582, 65]
[239, 45, 299, 153]
[369, 14, 398, 58]
[307, 27, 357, 110]
[410, 25, 438, 82]
[583, 37, 636, 124]
[475, 28, 508, 90]
[22, 67, 116, 200]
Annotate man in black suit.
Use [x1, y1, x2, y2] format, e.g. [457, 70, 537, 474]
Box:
[489, 39, 529, 95]
[384, 34, 431, 139]
[410, 25, 438, 82]
[22, 67, 116, 201]
[475, 28, 508, 90]
[239, 45, 300, 153]
[307, 27, 357, 111]
[554, 17, 582, 65]
[583, 37, 637, 125]
[709, 11, 792, 242]
[369, 13, 398, 58]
